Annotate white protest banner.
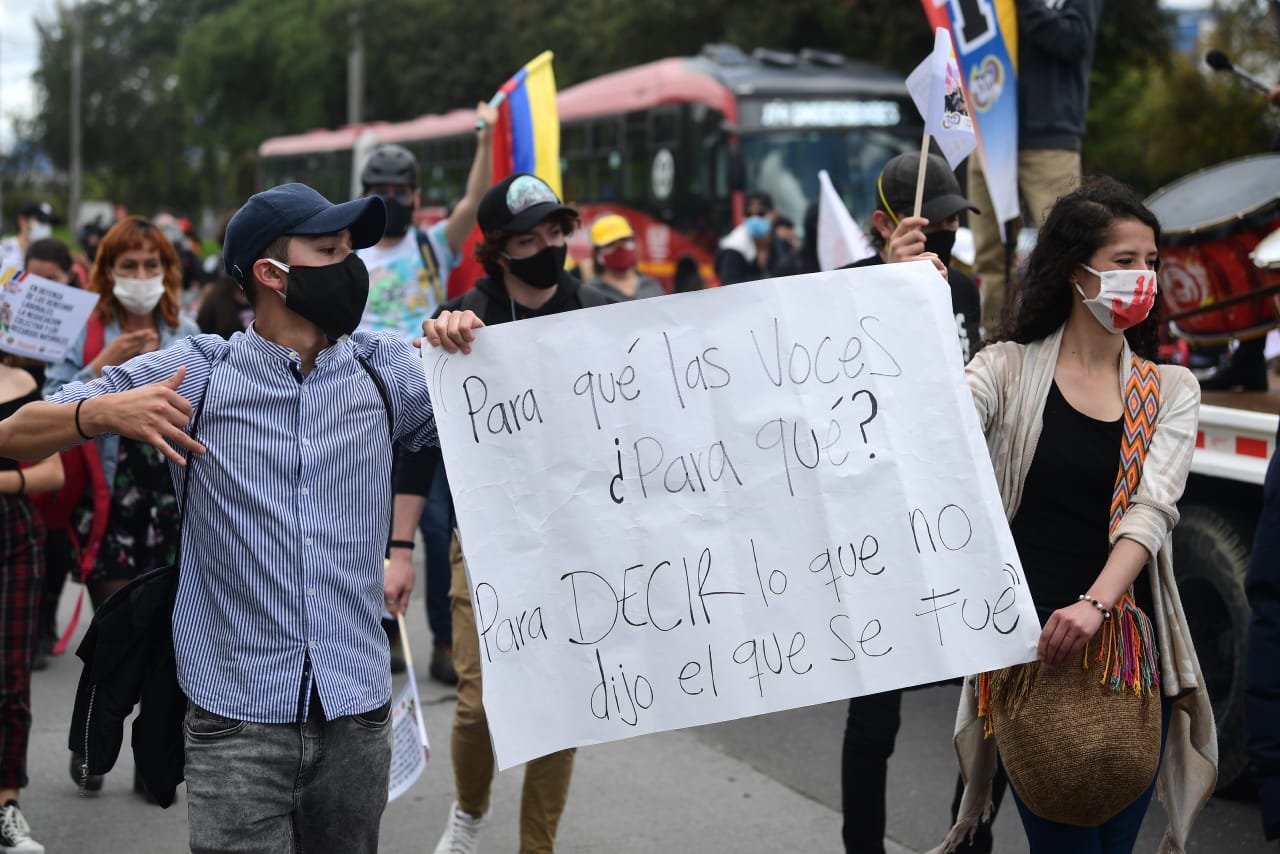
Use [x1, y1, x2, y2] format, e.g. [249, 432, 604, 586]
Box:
[425, 262, 1039, 770]
[0, 267, 99, 362]
[817, 170, 874, 271]
[387, 680, 429, 802]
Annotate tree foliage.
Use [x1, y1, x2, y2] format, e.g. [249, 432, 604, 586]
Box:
[14, 0, 1277, 219]
[1084, 0, 1277, 195]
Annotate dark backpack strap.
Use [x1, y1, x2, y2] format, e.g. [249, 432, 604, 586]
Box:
[356, 356, 394, 439]
[415, 229, 445, 307]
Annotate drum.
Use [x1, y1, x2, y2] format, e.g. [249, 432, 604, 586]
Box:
[1145, 154, 1280, 343]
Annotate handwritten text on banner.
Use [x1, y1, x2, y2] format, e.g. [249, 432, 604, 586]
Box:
[425, 262, 1038, 770]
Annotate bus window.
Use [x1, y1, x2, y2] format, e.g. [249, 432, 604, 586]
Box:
[623, 112, 648, 201]
[563, 123, 590, 155]
[652, 108, 680, 147]
[595, 118, 619, 150]
[741, 129, 915, 233]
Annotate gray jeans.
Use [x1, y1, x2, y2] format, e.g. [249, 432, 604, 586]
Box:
[184, 697, 393, 854]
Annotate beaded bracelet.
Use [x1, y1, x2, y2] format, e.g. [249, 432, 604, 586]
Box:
[1077, 594, 1113, 621]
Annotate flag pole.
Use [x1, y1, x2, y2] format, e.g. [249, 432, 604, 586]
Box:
[475, 91, 506, 131]
[395, 612, 430, 757]
[913, 132, 932, 219]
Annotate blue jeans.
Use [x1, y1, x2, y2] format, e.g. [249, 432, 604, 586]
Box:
[184, 697, 393, 854]
[1009, 699, 1172, 853]
[420, 467, 453, 646]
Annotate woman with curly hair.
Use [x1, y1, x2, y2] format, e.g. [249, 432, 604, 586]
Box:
[42, 216, 198, 797]
[938, 178, 1217, 853]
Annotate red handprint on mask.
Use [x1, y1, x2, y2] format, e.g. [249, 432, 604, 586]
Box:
[1110, 273, 1158, 329]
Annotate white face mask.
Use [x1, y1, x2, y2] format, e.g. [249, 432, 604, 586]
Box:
[1075, 264, 1158, 334]
[113, 275, 166, 316]
[27, 221, 53, 241]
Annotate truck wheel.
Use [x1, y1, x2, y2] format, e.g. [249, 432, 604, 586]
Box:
[1172, 504, 1253, 792]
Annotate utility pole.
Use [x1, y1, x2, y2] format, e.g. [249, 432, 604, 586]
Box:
[347, 0, 365, 127]
[69, 4, 84, 234]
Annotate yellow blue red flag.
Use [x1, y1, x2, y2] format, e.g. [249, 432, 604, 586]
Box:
[491, 51, 562, 198]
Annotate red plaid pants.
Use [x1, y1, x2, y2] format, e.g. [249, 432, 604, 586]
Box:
[1, 496, 43, 790]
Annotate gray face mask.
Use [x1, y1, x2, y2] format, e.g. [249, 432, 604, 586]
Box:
[27, 221, 53, 241]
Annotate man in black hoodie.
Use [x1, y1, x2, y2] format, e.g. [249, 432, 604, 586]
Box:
[966, 0, 1103, 333]
[388, 173, 610, 854]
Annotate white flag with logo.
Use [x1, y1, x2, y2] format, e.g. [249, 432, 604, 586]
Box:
[816, 170, 873, 271]
[906, 28, 977, 169]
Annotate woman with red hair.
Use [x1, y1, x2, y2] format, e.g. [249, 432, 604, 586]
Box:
[42, 216, 197, 797]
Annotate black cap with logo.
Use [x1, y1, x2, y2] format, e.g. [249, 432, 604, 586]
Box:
[477, 174, 576, 236]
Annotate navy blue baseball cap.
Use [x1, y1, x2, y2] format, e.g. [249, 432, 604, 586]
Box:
[224, 183, 387, 285]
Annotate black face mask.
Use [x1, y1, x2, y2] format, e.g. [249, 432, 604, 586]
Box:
[924, 229, 957, 268]
[503, 244, 566, 290]
[273, 254, 370, 340]
[381, 196, 414, 239]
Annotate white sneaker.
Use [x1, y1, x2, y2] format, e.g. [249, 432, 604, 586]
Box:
[432, 801, 484, 854]
[0, 802, 44, 854]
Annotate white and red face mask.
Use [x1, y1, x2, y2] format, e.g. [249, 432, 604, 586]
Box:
[1075, 264, 1157, 333]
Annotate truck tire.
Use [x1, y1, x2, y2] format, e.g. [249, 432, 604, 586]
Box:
[1172, 504, 1253, 792]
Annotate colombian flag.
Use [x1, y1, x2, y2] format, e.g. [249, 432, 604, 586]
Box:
[447, 51, 562, 298]
[491, 51, 562, 197]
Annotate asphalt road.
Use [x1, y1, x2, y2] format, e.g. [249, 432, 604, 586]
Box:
[17, 581, 1274, 853]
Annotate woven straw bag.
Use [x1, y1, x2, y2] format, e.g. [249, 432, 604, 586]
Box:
[986, 636, 1161, 826]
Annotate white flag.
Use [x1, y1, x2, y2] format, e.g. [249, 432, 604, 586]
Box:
[817, 170, 874, 271]
[906, 28, 977, 169]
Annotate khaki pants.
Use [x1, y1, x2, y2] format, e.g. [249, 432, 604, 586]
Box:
[448, 535, 575, 854]
[968, 149, 1081, 333]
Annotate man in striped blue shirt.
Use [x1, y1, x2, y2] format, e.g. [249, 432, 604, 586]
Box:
[0, 183, 438, 853]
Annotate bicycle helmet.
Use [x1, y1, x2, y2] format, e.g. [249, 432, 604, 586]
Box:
[360, 144, 418, 188]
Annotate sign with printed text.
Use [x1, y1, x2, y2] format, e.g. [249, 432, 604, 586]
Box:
[0, 266, 99, 362]
[425, 262, 1039, 770]
[387, 680, 429, 802]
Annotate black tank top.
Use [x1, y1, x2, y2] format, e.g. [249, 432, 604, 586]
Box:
[1009, 381, 1155, 619]
[0, 387, 40, 472]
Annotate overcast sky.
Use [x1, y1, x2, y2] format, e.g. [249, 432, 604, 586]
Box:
[0, 0, 1219, 156]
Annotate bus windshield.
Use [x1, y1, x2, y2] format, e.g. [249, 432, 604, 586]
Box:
[742, 129, 918, 236]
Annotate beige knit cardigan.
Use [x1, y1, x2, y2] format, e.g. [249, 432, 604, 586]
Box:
[932, 325, 1218, 854]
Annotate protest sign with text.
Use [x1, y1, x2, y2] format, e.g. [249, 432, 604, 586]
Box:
[0, 267, 99, 362]
[425, 262, 1039, 770]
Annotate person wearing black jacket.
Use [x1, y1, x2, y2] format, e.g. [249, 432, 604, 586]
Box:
[966, 0, 1103, 333]
[1246, 417, 1280, 842]
[839, 152, 990, 854]
[389, 173, 609, 854]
